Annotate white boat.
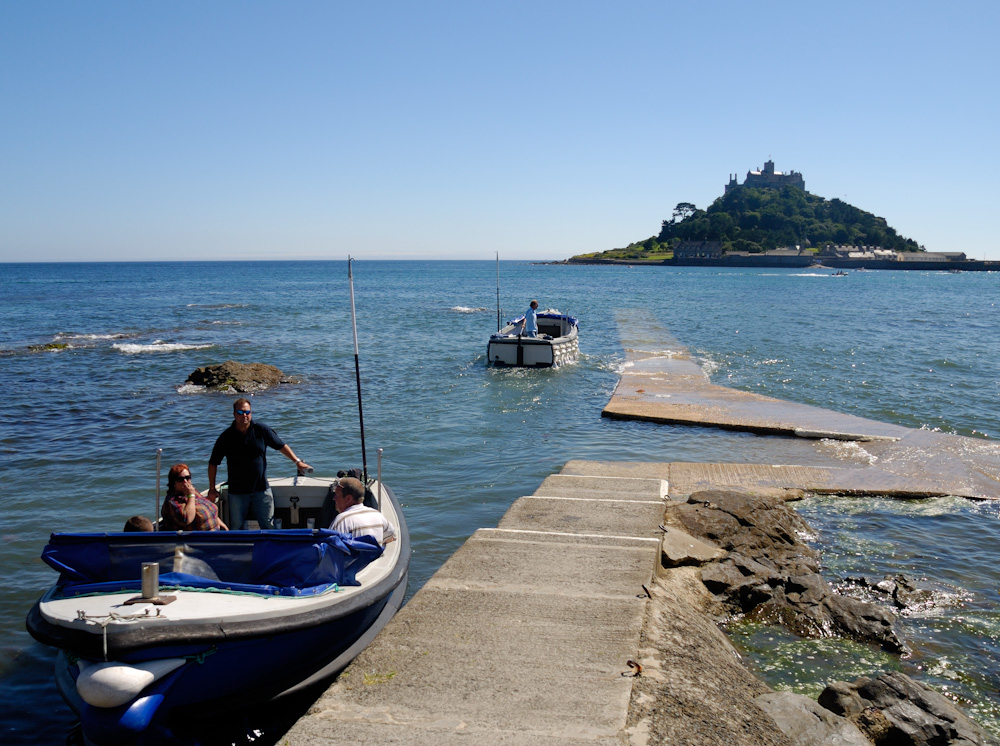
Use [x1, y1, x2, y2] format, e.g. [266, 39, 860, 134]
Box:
[26, 473, 409, 745]
[26, 258, 408, 745]
[487, 310, 580, 367]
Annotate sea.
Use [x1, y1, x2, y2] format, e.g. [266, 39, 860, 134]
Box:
[1, 260, 997, 743]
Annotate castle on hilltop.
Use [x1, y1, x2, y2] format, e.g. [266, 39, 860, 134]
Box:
[726, 159, 806, 193]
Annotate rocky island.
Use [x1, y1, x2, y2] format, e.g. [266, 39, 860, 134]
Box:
[567, 160, 998, 270]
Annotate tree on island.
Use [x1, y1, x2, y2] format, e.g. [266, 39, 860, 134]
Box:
[572, 186, 922, 261]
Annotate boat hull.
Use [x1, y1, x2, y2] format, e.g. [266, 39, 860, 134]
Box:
[487, 334, 579, 367]
[27, 479, 409, 746]
[487, 312, 579, 368]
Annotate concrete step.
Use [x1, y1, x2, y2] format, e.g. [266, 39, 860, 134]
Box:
[499, 495, 666, 540]
[534, 473, 668, 501]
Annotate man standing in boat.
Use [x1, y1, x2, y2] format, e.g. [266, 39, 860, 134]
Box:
[523, 299, 539, 337]
[207, 398, 311, 529]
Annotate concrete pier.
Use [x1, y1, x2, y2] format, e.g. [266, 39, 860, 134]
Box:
[281, 338, 1000, 745]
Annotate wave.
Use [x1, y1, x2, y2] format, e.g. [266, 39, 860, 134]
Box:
[113, 340, 214, 354]
[54, 332, 135, 341]
[450, 306, 489, 313]
[186, 303, 248, 309]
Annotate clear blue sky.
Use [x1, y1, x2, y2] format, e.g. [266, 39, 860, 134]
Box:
[2, 1, 998, 262]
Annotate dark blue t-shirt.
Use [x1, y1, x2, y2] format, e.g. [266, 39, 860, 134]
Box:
[210, 421, 285, 494]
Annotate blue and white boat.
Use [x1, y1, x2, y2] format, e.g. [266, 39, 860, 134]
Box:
[487, 310, 580, 368]
[26, 473, 409, 745]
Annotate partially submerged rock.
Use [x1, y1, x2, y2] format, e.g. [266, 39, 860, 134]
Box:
[186, 360, 298, 393]
[819, 672, 999, 745]
[666, 489, 903, 652]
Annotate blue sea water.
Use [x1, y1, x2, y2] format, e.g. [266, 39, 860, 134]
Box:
[1, 260, 998, 743]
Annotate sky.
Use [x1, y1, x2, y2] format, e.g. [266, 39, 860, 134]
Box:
[1, 1, 998, 262]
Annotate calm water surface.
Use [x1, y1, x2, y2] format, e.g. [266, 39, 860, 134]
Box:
[1, 261, 997, 743]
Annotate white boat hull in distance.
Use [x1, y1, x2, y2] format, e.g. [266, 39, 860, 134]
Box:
[487, 311, 579, 368]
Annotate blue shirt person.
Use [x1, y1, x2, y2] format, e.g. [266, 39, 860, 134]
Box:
[523, 300, 539, 337]
[207, 398, 311, 529]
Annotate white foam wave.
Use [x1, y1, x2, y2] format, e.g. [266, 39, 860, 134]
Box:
[186, 303, 248, 309]
[176, 383, 207, 394]
[624, 347, 689, 361]
[54, 332, 133, 341]
[113, 341, 214, 354]
[450, 306, 488, 313]
[819, 439, 878, 465]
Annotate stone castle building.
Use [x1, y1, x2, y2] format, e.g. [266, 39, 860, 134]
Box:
[726, 160, 805, 193]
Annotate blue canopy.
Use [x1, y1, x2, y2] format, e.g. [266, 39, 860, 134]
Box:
[41, 529, 384, 597]
[506, 312, 579, 327]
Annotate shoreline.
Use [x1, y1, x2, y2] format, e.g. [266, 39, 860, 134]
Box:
[560, 256, 1000, 271]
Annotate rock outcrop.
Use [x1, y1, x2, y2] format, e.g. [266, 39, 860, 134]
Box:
[665, 490, 903, 652]
[185, 360, 298, 393]
[819, 672, 1000, 745]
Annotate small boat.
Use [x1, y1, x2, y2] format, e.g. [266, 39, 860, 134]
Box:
[25, 258, 409, 745]
[25, 473, 409, 745]
[832, 271, 848, 276]
[487, 310, 580, 367]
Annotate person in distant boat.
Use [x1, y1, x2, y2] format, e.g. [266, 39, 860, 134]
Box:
[161, 463, 228, 531]
[328, 477, 396, 544]
[207, 398, 311, 530]
[123, 515, 154, 532]
[523, 299, 539, 337]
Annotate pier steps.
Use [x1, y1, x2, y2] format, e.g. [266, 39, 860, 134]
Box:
[282, 464, 666, 745]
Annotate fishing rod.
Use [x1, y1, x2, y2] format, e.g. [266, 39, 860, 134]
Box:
[347, 257, 368, 482]
[496, 252, 501, 332]
[154, 448, 162, 528]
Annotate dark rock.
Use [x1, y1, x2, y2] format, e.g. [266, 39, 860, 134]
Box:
[185, 360, 299, 393]
[667, 490, 903, 652]
[755, 691, 870, 745]
[819, 672, 999, 745]
[844, 574, 938, 613]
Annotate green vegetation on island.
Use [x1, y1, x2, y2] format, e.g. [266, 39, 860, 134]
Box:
[573, 185, 922, 262]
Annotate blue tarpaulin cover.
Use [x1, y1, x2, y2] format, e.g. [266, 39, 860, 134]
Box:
[41, 529, 383, 597]
[505, 312, 579, 328]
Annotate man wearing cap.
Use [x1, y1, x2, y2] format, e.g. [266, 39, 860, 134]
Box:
[329, 477, 396, 544]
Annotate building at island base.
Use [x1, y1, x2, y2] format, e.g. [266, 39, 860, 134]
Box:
[669, 241, 986, 270]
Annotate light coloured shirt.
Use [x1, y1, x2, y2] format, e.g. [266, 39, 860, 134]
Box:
[330, 503, 396, 543]
[524, 306, 538, 336]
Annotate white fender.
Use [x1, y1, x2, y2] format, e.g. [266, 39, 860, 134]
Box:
[76, 658, 186, 708]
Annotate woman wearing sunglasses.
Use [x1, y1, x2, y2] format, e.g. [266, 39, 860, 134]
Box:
[161, 462, 229, 531]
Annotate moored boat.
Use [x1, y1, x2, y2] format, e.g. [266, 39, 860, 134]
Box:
[26, 473, 409, 745]
[487, 310, 579, 367]
[25, 258, 408, 745]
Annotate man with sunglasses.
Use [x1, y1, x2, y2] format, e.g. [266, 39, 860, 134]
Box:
[207, 398, 311, 530]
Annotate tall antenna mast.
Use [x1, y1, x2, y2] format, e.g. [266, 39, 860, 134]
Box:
[348, 257, 368, 481]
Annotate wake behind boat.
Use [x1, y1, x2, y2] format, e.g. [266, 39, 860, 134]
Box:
[487, 310, 579, 367]
[26, 472, 409, 745]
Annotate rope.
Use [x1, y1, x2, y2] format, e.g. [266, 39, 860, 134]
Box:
[62, 583, 342, 600]
[75, 608, 167, 661]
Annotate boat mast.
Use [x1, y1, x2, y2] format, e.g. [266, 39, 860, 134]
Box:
[348, 257, 368, 482]
[154, 448, 162, 527]
[496, 252, 501, 332]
